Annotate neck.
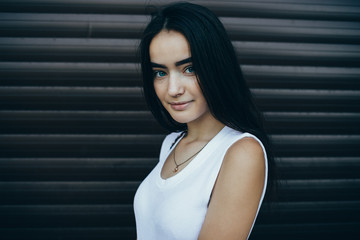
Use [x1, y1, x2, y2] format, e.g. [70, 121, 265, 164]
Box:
[185, 114, 225, 142]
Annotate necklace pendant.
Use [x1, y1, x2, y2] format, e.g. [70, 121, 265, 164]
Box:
[173, 166, 178, 173]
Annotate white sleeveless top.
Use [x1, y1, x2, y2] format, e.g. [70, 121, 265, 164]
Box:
[134, 126, 268, 240]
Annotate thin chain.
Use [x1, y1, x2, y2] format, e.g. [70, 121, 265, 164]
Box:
[173, 142, 209, 173]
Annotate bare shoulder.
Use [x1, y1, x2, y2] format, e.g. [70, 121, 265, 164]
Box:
[218, 135, 266, 198]
[223, 136, 266, 172]
[199, 136, 267, 239]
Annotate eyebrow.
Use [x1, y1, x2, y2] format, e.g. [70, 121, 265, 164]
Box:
[151, 57, 192, 68]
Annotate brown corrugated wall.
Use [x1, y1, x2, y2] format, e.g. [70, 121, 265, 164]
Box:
[0, 0, 360, 239]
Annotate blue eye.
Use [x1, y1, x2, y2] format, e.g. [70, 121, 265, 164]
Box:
[185, 66, 194, 74]
[153, 70, 167, 78]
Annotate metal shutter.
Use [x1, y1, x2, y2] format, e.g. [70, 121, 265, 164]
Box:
[0, 0, 359, 239]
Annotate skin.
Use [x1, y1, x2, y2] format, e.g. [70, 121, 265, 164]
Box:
[149, 30, 266, 239]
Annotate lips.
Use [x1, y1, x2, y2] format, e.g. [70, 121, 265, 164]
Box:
[169, 101, 192, 111]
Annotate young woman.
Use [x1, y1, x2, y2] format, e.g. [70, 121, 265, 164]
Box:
[134, 2, 275, 239]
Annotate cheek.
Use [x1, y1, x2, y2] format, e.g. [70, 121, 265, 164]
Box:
[153, 82, 165, 102]
[194, 84, 206, 102]
[198, 92, 209, 111]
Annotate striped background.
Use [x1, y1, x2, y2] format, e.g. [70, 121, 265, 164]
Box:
[0, 0, 360, 239]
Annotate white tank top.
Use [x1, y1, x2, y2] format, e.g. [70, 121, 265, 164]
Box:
[134, 126, 268, 240]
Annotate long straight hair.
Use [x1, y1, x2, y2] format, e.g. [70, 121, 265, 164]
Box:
[140, 2, 276, 200]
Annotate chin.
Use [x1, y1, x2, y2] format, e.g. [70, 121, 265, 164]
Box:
[171, 117, 191, 124]
[168, 113, 193, 124]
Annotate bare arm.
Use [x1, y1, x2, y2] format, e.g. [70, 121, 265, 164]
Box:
[198, 137, 266, 240]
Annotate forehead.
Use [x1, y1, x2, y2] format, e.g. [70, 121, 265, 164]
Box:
[149, 30, 191, 64]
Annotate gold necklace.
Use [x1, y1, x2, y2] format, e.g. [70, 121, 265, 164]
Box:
[173, 142, 209, 173]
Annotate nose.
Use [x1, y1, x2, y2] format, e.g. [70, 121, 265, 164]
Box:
[168, 72, 184, 97]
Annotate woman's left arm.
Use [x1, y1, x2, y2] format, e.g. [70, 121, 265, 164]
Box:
[198, 137, 266, 240]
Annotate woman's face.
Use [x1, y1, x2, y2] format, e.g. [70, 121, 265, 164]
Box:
[149, 30, 210, 125]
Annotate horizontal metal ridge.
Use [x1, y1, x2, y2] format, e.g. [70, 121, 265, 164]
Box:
[264, 111, 360, 134]
[278, 157, 360, 179]
[0, 134, 359, 157]
[0, 201, 358, 211]
[233, 41, 360, 66]
[271, 134, 360, 157]
[0, 12, 148, 22]
[253, 88, 360, 111]
[0, 176, 359, 201]
[0, 181, 140, 189]
[0, 204, 136, 228]
[0, 86, 146, 110]
[0, 13, 147, 39]
[0, 61, 139, 74]
[0, 224, 357, 240]
[1, 179, 358, 190]
[0, 134, 165, 158]
[1, 62, 360, 89]
[0, 0, 359, 20]
[0, 133, 165, 141]
[0, 156, 358, 181]
[0, 86, 142, 95]
[1, 156, 358, 165]
[1, 87, 359, 111]
[2, 110, 360, 116]
[278, 180, 360, 201]
[252, 222, 360, 239]
[0, 227, 135, 240]
[0, 37, 139, 63]
[1, 110, 359, 134]
[281, 178, 360, 189]
[0, 62, 141, 86]
[0, 110, 163, 134]
[0, 110, 153, 117]
[2, 62, 360, 89]
[0, 157, 158, 181]
[279, 156, 360, 163]
[222, 17, 360, 43]
[1, 38, 359, 66]
[242, 65, 360, 89]
[2, 86, 358, 95]
[1, 13, 359, 43]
